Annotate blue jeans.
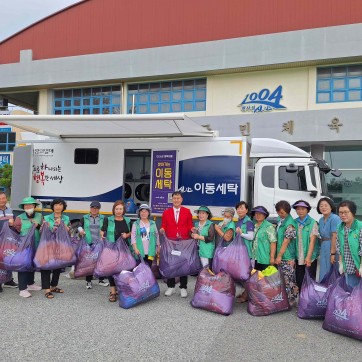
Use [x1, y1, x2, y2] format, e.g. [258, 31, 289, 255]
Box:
[345, 273, 361, 288]
[319, 240, 339, 281]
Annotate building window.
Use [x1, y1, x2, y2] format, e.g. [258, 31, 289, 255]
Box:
[127, 79, 206, 114]
[74, 148, 99, 164]
[53, 86, 121, 115]
[317, 65, 362, 103]
[0, 132, 15, 152]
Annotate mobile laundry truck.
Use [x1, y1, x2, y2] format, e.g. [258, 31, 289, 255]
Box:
[7, 115, 337, 221]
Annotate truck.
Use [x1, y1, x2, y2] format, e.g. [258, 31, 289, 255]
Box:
[6, 114, 340, 222]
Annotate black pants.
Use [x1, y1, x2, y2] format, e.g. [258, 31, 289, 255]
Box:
[18, 271, 35, 291]
[296, 259, 317, 291]
[167, 276, 187, 289]
[86, 275, 106, 283]
[108, 276, 116, 287]
[41, 269, 61, 289]
[254, 261, 270, 271]
[143, 255, 153, 268]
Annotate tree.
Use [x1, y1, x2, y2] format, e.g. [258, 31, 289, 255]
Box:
[0, 164, 13, 192]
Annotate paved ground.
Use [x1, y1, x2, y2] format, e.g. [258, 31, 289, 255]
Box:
[1, 271, 360, 362]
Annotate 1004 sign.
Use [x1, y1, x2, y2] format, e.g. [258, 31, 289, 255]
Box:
[240, 85, 286, 113]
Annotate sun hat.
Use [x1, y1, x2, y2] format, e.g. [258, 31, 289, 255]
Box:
[250, 206, 270, 218]
[194, 205, 213, 219]
[137, 204, 151, 217]
[292, 200, 311, 211]
[222, 207, 235, 217]
[18, 197, 39, 209]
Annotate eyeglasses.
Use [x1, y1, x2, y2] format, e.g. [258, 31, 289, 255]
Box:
[339, 211, 351, 215]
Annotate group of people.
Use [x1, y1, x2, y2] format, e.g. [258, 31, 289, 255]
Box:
[1, 191, 361, 307]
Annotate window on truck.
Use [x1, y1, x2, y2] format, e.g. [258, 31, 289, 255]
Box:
[74, 148, 99, 164]
[261, 166, 274, 188]
[279, 166, 307, 191]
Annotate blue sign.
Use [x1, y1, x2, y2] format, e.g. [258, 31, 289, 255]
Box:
[151, 150, 177, 213]
[0, 154, 10, 167]
[178, 155, 241, 206]
[0, 127, 11, 132]
[240, 85, 286, 113]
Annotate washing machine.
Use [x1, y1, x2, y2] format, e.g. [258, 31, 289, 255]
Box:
[133, 180, 150, 204]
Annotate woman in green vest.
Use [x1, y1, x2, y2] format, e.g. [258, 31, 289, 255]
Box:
[274, 200, 299, 306]
[13, 197, 43, 298]
[191, 206, 215, 268]
[292, 200, 319, 291]
[251, 206, 277, 271]
[78, 201, 109, 289]
[100, 200, 131, 303]
[336, 200, 362, 288]
[131, 204, 160, 268]
[214, 207, 236, 247]
[42, 198, 71, 299]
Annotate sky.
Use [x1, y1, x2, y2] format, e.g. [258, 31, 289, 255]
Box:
[0, 0, 82, 42]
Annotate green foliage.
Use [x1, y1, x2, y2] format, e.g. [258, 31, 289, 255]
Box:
[0, 164, 12, 189]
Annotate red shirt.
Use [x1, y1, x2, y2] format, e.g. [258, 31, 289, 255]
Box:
[161, 206, 193, 239]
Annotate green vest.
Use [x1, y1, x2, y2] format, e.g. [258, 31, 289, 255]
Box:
[253, 220, 276, 265]
[44, 213, 70, 231]
[83, 214, 105, 244]
[295, 216, 320, 261]
[196, 220, 215, 258]
[19, 212, 42, 248]
[134, 219, 158, 257]
[239, 215, 253, 258]
[337, 219, 362, 271]
[106, 215, 131, 243]
[220, 220, 236, 239]
[276, 214, 296, 261]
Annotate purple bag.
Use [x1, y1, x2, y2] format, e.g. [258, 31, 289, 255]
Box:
[34, 222, 77, 270]
[0, 269, 12, 283]
[323, 276, 362, 340]
[191, 268, 236, 316]
[159, 236, 202, 279]
[212, 234, 252, 282]
[94, 237, 136, 278]
[246, 268, 290, 316]
[298, 265, 339, 319]
[74, 238, 103, 278]
[0, 222, 36, 272]
[114, 258, 160, 309]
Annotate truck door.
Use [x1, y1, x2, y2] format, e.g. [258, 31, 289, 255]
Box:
[10, 145, 33, 210]
[253, 161, 276, 213]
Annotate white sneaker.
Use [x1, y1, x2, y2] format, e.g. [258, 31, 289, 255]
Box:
[19, 290, 32, 298]
[86, 282, 93, 289]
[98, 280, 110, 287]
[164, 287, 175, 296]
[180, 288, 188, 298]
[27, 284, 42, 291]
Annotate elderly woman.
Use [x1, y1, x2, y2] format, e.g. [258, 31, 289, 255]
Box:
[292, 200, 319, 291]
[317, 197, 341, 281]
[191, 206, 215, 268]
[42, 198, 71, 299]
[214, 207, 236, 246]
[13, 197, 43, 298]
[101, 200, 131, 302]
[274, 200, 298, 306]
[336, 200, 362, 288]
[251, 206, 277, 271]
[131, 203, 160, 268]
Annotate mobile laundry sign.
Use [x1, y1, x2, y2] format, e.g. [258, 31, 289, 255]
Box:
[240, 85, 286, 113]
[0, 154, 10, 167]
[151, 150, 177, 214]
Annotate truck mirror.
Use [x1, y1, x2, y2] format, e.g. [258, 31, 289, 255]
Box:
[331, 169, 342, 177]
[286, 163, 298, 173]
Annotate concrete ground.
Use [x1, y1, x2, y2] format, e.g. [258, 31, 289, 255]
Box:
[1, 271, 360, 362]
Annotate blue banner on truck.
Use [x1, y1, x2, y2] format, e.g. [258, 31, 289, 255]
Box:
[178, 155, 241, 206]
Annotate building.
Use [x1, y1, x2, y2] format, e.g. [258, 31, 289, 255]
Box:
[1, 0, 362, 212]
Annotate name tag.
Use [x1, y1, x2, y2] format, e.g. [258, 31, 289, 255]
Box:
[314, 285, 327, 293]
[171, 250, 181, 256]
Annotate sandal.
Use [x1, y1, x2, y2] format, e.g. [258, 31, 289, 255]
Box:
[236, 291, 248, 303]
[45, 292, 54, 299]
[51, 287, 64, 293]
[109, 293, 117, 302]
